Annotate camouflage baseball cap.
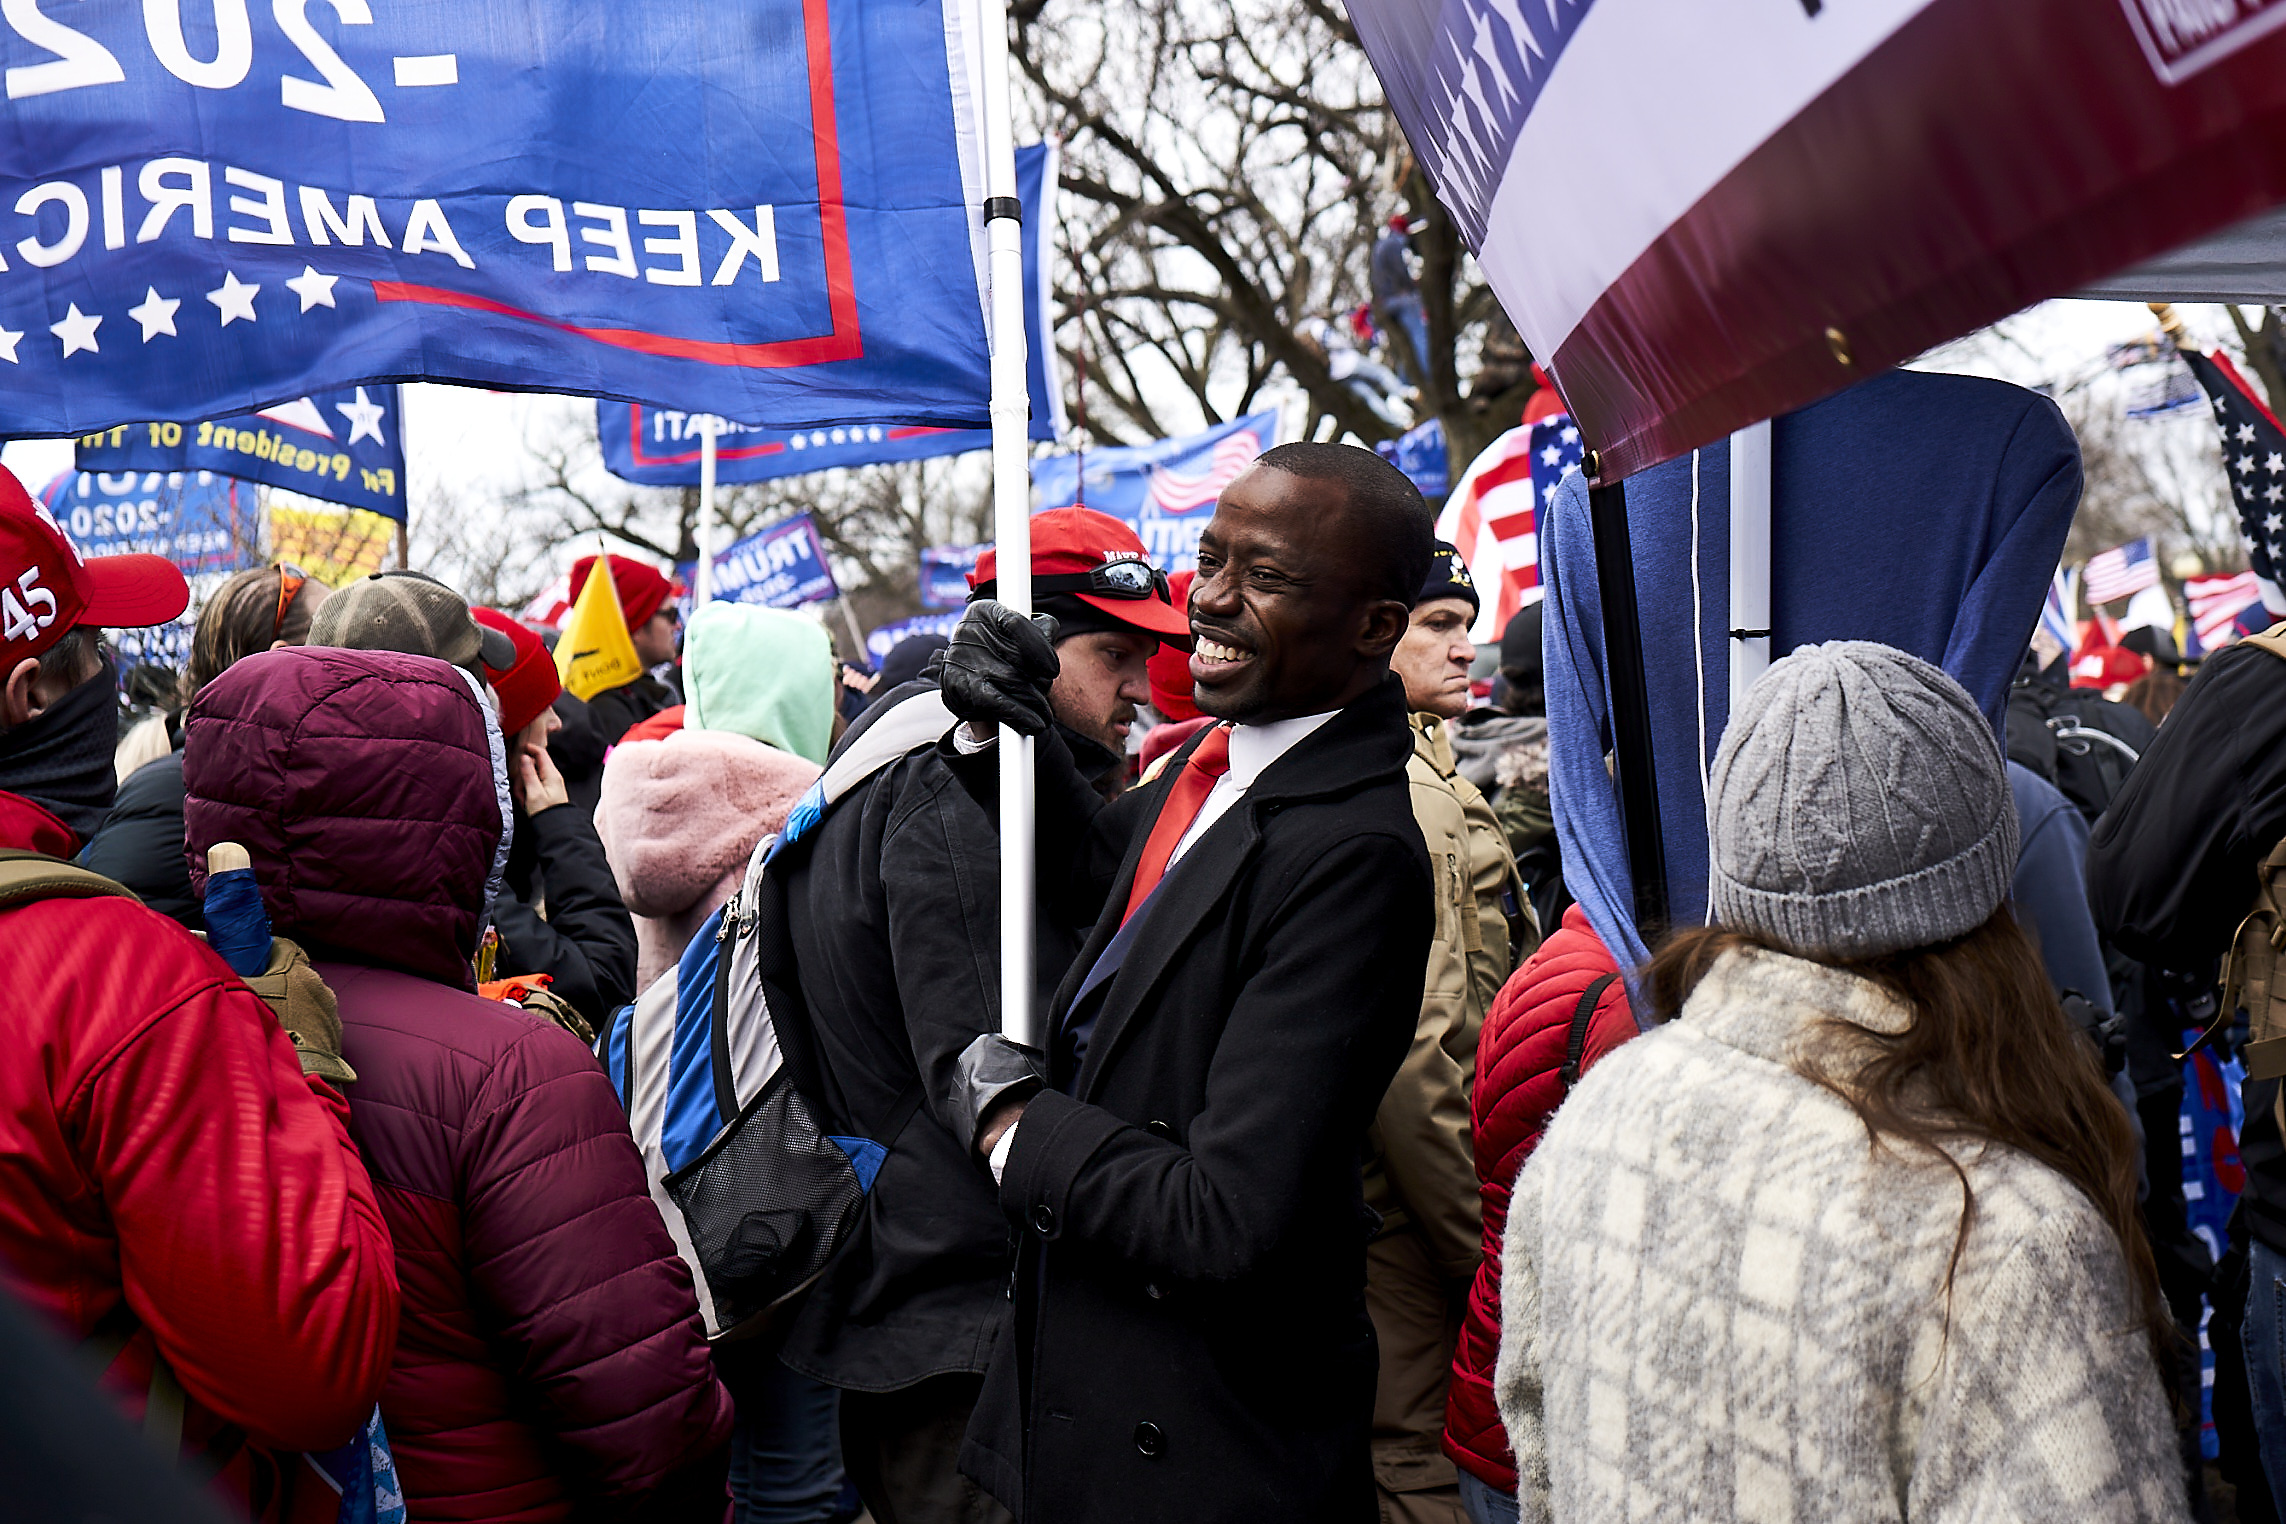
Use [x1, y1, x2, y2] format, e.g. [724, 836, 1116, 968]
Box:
[308, 570, 515, 676]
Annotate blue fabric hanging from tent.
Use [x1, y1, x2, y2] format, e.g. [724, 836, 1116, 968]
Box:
[1543, 368, 2080, 972]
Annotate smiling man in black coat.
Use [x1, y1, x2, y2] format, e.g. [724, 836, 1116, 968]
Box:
[946, 443, 1439, 1523]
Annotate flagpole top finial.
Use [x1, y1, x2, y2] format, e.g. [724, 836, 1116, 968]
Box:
[2148, 301, 2186, 338]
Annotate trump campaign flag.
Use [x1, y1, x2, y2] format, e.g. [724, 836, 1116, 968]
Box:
[1437, 413, 1582, 641]
[920, 543, 985, 611]
[1344, 0, 2286, 475]
[683, 513, 839, 610]
[1031, 412, 1275, 573]
[598, 142, 1064, 486]
[74, 384, 405, 517]
[0, 0, 1002, 436]
[39, 466, 259, 665]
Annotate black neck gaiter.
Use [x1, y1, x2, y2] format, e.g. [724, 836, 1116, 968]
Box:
[0, 658, 120, 847]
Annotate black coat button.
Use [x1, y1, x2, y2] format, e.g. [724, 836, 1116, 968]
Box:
[1133, 1420, 1165, 1458]
[1030, 1204, 1055, 1236]
[1143, 1280, 1166, 1300]
[1145, 1119, 1175, 1140]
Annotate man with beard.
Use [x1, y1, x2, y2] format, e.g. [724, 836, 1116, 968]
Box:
[775, 507, 1187, 1523]
[943, 442, 1439, 1523]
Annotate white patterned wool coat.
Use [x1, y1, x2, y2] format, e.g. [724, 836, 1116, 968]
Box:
[1495, 946, 2185, 1523]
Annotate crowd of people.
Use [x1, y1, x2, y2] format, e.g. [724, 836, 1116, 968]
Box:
[0, 431, 2279, 1524]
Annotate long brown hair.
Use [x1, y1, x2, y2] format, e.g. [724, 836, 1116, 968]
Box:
[1645, 910, 2173, 1371]
[182, 565, 320, 704]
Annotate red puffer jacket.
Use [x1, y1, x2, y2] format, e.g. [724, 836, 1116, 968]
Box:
[1443, 906, 1638, 1492]
[0, 787, 398, 1469]
[183, 648, 731, 1522]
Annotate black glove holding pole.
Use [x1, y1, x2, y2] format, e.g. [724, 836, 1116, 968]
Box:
[931, 600, 1062, 738]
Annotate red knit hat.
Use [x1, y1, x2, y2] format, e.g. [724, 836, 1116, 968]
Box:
[473, 607, 562, 736]
[569, 553, 683, 632]
[1145, 570, 1199, 720]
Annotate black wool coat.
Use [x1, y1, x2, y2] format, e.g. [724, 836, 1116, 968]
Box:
[961, 674, 1433, 1523]
[776, 686, 1112, 1392]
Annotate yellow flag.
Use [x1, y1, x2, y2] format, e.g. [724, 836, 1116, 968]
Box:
[555, 560, 644, 701]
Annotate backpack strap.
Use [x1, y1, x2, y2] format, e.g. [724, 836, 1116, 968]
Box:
[0, 849, 140, 911]
[1559, 973, 1619, 1091]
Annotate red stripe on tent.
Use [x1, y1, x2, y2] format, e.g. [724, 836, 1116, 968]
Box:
[1547, 0, 2286, 477]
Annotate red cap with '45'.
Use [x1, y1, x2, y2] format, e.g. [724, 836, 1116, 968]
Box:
[1, 468, 188, 665]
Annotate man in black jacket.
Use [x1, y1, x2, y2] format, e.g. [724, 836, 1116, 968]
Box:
[2087, 632, 2286, 1510]
[948, 442, 1438, 1523]
[775, 508, 1189, 1524]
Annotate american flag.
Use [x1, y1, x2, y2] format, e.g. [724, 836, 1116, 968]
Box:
[2177, 345, 2286, 624]
[2186, 570, 2268, 651]
[1436, 413, 1582, 642]
[2082, 537, 2158, 607]
[1147, 428, 1263, 513]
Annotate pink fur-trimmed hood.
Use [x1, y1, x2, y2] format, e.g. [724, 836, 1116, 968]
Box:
[594, 727, 821, 919]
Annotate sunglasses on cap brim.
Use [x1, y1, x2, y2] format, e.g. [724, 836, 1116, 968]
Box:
[1029, 561, 1171, 602]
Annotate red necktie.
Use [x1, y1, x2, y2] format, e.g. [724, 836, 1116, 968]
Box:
[1122, 724, 1232, 923]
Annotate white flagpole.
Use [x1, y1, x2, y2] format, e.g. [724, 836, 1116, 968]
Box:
[1728, 420, 1773, 709]
[978, 0, 1035, 1046]
[694, 415, 720, 606]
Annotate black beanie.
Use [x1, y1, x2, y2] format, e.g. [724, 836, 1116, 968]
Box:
[1499, 602, 1543, 681]
[1418, 541, 1479, 614]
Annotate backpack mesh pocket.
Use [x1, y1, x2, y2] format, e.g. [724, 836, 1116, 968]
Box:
[663, 1068, 867, 1327]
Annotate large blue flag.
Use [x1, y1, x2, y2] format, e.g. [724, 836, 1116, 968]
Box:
[0, 0, 995, 437]
[1030, 412, 1275, 573]
[72, 384, 406, 517]
[597, 141, 1061, 485]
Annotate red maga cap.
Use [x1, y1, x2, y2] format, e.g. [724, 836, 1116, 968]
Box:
[969, 507, 1191, 640]
[0, 469, 187, 665]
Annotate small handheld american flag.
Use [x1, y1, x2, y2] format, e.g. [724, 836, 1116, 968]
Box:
[2082, 537, 2157, 607]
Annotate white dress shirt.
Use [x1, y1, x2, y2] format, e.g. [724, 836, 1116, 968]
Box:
[1163, 709, 1339, 867]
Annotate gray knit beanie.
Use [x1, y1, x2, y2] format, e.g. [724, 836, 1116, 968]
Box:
[1706, 641, 2017, 959]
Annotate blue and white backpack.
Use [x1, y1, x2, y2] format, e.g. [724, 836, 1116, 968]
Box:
[599, 690, 954, 1338]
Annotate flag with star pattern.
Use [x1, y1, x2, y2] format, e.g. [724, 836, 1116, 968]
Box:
[2178, 346, 2286, 619]
[1435, 412, 1583, 642]
[75, 385, 405, 520]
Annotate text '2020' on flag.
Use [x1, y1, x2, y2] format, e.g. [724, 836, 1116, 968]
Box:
[1343, 0, 2286, 474]
[556, 557, 643, 702]
[598, 142, 1064, 486]
[74, 384, 406, 518]
[0, 0, 1000, 436]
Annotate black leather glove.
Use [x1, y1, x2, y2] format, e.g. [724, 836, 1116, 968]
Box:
[936, 600, 1061, 738]
[950, 1032, 1048, 1154]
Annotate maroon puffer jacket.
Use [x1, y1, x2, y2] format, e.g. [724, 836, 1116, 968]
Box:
[184, 648, 731, 1522]
[1442, 906, 1638, 1493]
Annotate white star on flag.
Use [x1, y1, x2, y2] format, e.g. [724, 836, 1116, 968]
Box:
[127, 287, 180, 341]
[0, 326, 21, 364]
[207, 271, 260, 326]
[1559, 425, 1579, 444]
[2240, 422, 2259, 444]
[2268, 453, 2284, 475]
[2269, 483, 2285, 505]
[284, 266, 338, 313]
[335, 385, 387, 446]
[1539, 445, 1560, 466]
[2268, 513, 2284, 534]
[2238, 453, 2257, 476]
[50, 304, 100, 357]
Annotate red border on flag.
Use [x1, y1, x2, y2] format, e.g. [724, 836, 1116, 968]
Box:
[375, 0, 862, 371]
